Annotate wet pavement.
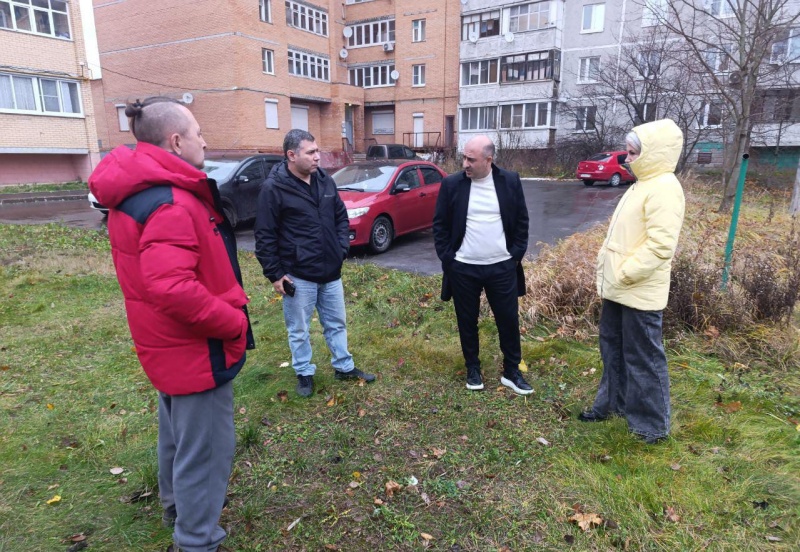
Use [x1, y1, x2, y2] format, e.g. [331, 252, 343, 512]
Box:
[0, 179, 627, 275]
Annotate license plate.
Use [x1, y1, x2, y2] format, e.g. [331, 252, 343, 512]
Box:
[579, 173, 591, 178]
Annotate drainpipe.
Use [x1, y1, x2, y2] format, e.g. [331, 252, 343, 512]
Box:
[721, 153, 750, 290]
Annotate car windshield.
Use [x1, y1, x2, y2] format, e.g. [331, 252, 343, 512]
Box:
[333, 165, 396, 192]
[588, 153, 612, 162]
[201, 160, 240, 181]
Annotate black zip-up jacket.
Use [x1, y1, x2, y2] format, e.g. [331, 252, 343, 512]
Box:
[254, 160, 350, 284]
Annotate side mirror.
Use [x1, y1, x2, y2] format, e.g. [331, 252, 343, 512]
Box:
[235, 175, 250, 184]
[393, 182, 411, 194]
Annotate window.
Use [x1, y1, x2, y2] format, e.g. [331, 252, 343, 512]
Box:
[372, 111, 394, 134]
[638, 51, 660, 79]
[499, 102, 552, 128]
[262, 48, 274, 74]
[264, 99, 279, 128]
[461, 10, 500, 41]
[500, 50, 560, 83]
[349, 64, 396, 88]
[460, 106, 498, 130]
[0, 0, 71, 38]
[635, 102, 657, 123]
[696, 151, 713, 164]
[412, 64, 426, 87]
[507, 1, 554, 33]
[581, 3, 605, 33]
[578, 56, 600, 82]
[421, 166, 443, 185]
[238, 160, 265, 182]
[412, 19, 425, 42]
[395, 169, 421, 190]
[575, 106, 597, 130]
[704, 45, 732, 73]
[287, 49, 330, 82]
[0, 72, 81, 115]
[285, 0, 327, 36]
[116, 105, 129, 131]
[705, 0, 733, 18]
[259, 0, 271, 23]
[698, 99, 723, 127]
[291, 105, 308, 130]
[460, 59, 499, 86]
[346, 19, 395, 48]
[771, 28, 800, 64]
[753, 89, 800, 123]
[642, 0, 667, 27]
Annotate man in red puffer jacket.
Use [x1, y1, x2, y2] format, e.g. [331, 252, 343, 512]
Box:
[89, 96, 253, 552]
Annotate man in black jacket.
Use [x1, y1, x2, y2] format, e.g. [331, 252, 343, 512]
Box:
[433, 135, 533, 395]
[255, 129, 375, 397]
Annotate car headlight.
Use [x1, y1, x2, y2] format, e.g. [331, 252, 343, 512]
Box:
[347, 207, 369, 219]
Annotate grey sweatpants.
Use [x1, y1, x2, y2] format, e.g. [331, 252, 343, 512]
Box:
[158, 381, 235, 552]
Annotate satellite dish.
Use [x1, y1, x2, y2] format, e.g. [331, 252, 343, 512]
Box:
[182, 92, 194, 104]
[343, 27, 353, 38]
[468, 30, 479, 43]
[339, 48, 349, 59]
[504, 32, 514, 43]
[390, 69, 400, 80]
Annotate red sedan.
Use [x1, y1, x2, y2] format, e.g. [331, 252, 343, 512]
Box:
[333, 160, 446, 254]
[575, 151, 636, 187]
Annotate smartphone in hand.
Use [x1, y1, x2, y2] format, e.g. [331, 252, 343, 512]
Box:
[283, 280, 296, 297]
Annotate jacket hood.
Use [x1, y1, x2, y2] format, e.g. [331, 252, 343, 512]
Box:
[628, 119, 684, 182]
[88, 142, 211, 209]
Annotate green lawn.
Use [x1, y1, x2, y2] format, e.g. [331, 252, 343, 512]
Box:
[1, 223, 798, 551]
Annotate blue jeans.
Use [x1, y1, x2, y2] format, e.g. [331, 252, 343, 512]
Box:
[592, 299, 671, 439]
[282, 276, 354, 376]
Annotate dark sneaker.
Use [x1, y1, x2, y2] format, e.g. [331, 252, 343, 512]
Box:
[466, 366, 484, 390]
[296, 375, 314, 397]
[578, 410, 608, 422]
[500, 371, 534, 395]
[162, 507, 177, 528]
[334, 367, 376, 382]
[637, 433, 668, 445]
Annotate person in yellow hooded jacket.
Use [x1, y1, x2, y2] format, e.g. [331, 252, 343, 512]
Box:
[578, 119, 685, 444]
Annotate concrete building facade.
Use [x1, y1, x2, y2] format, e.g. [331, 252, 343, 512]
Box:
[91, 0, 462, 166]
[0, 0, 102, 185]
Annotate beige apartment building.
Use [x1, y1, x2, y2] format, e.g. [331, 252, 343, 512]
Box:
[0, 0, 102, 185]
[92, 0, 461, 166]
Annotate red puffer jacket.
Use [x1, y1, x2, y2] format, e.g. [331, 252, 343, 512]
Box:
[89, 143, 250, 395]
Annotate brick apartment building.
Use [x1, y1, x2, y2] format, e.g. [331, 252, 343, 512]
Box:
[92, 0, 462, 166]
[0, 0, 102, 185]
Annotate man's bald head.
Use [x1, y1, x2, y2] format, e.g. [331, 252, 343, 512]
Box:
[126, 97, 192, 147]
[462, 135, 495, 180]
[465, 135, 495, 159]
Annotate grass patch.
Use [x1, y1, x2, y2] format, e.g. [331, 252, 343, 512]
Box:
[1, 211, 799, 550]
[0, 181, 87, 195]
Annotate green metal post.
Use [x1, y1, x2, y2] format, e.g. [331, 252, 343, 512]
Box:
[721, 153, 750, 290]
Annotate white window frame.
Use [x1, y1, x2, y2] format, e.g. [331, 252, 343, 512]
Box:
[116, 104, 129, 131]
[259, 0, 272, 23]
[460, 106, 498, 131]
[412, 64, 426, 87]
[575, 106, 597, 130]
[698, 99, 724, 128]
[507, 1, 555, 33]
[581, 3, 605, 34]
[285, 0, 328, 36]
[771, 28, 800, 64]
[460, 59, 499, 86]
[461, 10, 501, 41]
[638, 51, 661, 79]
[287, 49, 330, 82]
[372, 111, 394, 135]
[0, 72, 82, 116]
[346, 18, 395, 48]
[642, 0, 667, 27]
[705, 0, 734, 18]
[0, 0, 72, 39]
[264, 99, 279, 129]
[578, 56, 600, 83]
[412, 18, 425, 42]
[262, 48, 274, 74]
[704, 44, 732, 73]
[349, 64, 396, 88]
[499, 101, 552, 129]
[500, 49, 559, 83]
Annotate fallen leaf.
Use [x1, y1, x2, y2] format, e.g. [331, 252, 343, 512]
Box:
[279, 361, 290, 368]
[260, 416, 271, 426]
[324, 545, 339, 550]
[765, 536, 782, 542]
[397, 358, 405, 368]
[704, 326, 720, 339]
[109, 467, 124, 475]
[569, 512, 603, 531]
[385, 480, 402, 497]
[420, 492, 431, 505]
[0, 365, 9, 371]
[670, 464, 682, 471]
[348, 481, 360, 489]
[47, 484, 59, 490]
[68, 534, 87, 543]
[277, 390, 288, 403]
[536, 437, 550, 446]
[664, 506, 681, 523]
[286, 516, 302, 531]
[519, 360, 528, 373]
[374, 498, 384, 505]
[238, 407, 247, 415]
[716, 400, 742, 413]
[563, 534, 575, 544]
[420, 532, 434, 541]
[46, 495, 62, 505]
[432, 447, 446, 459]
[47, 403, 54, 410]
[358, 408, 366, 417]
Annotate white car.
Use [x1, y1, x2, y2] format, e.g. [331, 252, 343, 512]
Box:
[87, 191, 109, 215]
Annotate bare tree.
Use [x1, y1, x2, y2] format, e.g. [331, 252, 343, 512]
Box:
[557, 91, 627, 169]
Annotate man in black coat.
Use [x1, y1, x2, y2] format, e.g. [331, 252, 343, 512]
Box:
[254, 129, 375, 397]
[432, 135, 532, 395]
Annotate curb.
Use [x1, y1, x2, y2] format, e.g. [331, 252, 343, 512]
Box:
[0, 191, 87, 205]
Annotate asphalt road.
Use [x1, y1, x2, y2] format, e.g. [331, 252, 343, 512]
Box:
[0, 179, 627, 275]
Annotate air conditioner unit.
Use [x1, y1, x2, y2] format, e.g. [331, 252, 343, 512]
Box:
[383, 42, 394, 52]
[727, 70, 742, 88]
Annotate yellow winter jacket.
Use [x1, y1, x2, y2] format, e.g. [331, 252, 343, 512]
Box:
[596, 119, 686, 311]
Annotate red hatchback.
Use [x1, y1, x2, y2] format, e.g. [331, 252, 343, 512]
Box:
[575, 151, 636, 187]
[333, 160, 447, 254]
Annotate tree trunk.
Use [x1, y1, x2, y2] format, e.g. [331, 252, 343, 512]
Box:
[791, 155, 800, 216]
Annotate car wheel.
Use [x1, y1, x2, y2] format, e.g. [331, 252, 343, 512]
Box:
[609, 173, 621, 187]
[582, 179, 594, 186]
[369, 216, 394, 254]
[222, 203, 238, 229]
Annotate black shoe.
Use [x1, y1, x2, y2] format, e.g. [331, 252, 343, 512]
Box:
[637, 434, 668, 445]
[162, 507, 177, 528]
[500, 371, 533, 395]
[578, 410, 608, 422]
[466, 366, 484, 390]
[296, 375, 314, 397]
[334, 367, 376, 382]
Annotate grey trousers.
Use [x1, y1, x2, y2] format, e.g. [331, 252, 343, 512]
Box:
[591, 299, 671, 439]
[158, 381, 235, 552]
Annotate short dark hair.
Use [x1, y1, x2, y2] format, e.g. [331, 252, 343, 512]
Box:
[125, 97, 189, 146]
[283, 129, 315, 156]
